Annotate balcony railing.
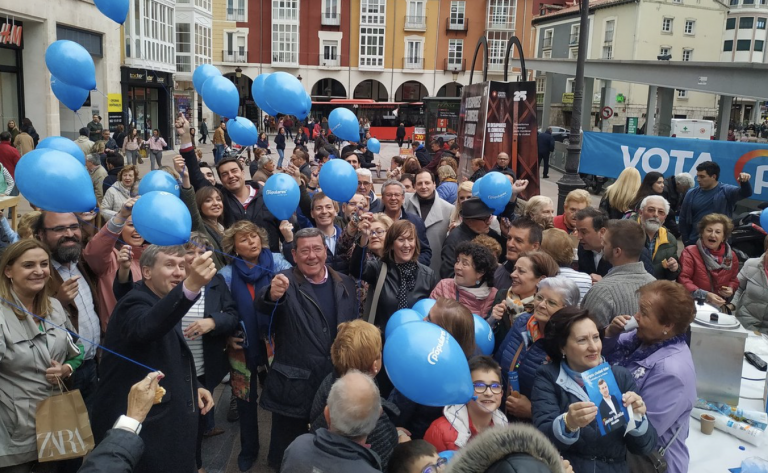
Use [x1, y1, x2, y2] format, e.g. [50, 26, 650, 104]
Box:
[226, 7, 245, 21]
[404, 15, 427, 30]
[446, 17, 468, 31]
[569, 33, 579, 44]
[318, 53, 340, 67]
[404, 57, 424, 69]
[543, 37, 553, 49]
[321, 12, 341, 26]
[488, 61, 505, 71]
[444, 58, 466, 72]
[486, 18, 515, 30]
[222, 50, 247, 62]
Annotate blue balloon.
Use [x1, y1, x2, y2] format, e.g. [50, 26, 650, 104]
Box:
[132, 191, 191, 246]
[761, 208, 768, 232]
[367, 138, 381, 154]
[37, 136, 85, 165]
[471, 177, 483, 197]
[263, 174, 300, 221]
[228, 117, 258, 146]
[384, 322, 474, 407]
[478, 172, 512, 210]
[385, 309, 424, 339]
[438, 451, 456, 462]
[328, 108, 359, 142]
[305, 94, 313, 115]
[412, 298, 437, 318]
[193, 64, 221, 96]
[16, 149, 96, 212]
[473, 314, 495, 355]
[94, 0, 129, 24]
[252, 74, 278, 117]
[202, 76, 239, 119]
[138, 170, 180, 197]
[45, 41, 96, 90]
[318, 159, 358, 203]
[50, 76, 90, 112]
[264, 72, 307, 116]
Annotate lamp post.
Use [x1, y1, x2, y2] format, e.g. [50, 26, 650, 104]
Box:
[555, 0, 589, 213]
[235, 67, 243, 116]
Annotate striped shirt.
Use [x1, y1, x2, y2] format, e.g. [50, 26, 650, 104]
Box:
[181, 287, 206, 377]
[558, 266, 593, 304]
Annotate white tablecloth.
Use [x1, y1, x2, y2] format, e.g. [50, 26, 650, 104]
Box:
[686, 339, 767, 472]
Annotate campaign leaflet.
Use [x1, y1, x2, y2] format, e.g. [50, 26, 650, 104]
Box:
[582, 362, 637, 436]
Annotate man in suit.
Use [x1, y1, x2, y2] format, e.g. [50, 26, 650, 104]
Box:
[575, 207, 612, 281]
[597, 379, 626, 433]
[403, 169, 454, 274]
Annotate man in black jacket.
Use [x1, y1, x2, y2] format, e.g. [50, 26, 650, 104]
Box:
[102, 153, 125, 196]
[396, 123, 406, 147]
[256, 228, 358, 470]
[537, 128, 555, 178]
[372, 180, 432, 266]
[91, 246, 217, 473]
[441, 197, 506, 278]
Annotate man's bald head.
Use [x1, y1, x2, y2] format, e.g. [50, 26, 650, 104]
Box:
[324, 370, 381, 442]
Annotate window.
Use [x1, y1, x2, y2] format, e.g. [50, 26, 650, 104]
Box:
[322, 41, 339, 66]
[406, 1, 426, 27]
[176, 23, 191, 71]
[569, 47, 579, 59]
[273, 0, 298, 20]
[737, 39, 752, 50]
[570, 24, 580, 44]
[195, 24, 212, 66]
[604, 20, 615, 42]
[57, 26, 104, 57]
[227, 0, 246, 21]
[195, 0, 212, 12]
[740, 17, 754, 29]
[723, 40, 733, 51]
[361, 0, 386, 24]
[360, 0, 386, 67]
[405, 40, 423, 68]
[542, 50, 552, 59]
[565, 78, 575, 93]
[602, 45, 613, 59]
[730, 0, 738, 4]
[682, 48, 692, 61]
[744, 0, 755, 4]
[684, 20, 695, 34]
[726, 18, 736, 30]
[448, 39, 464, 65]
[489, 38, 506, 68]
[677, 89, 688, 98]
[755, 40, 765, 51]
[488, 0, 516, 29]
[322, 0, 340, 25]
[662, 17, 673, 32]
[272, 1, 299, 65]
[660, 46, 671, 56]
[758, 18, 767, 29]
[449, 1, 466, 27]
[543, 29, 553, 49]
[536, 77, 546, 93]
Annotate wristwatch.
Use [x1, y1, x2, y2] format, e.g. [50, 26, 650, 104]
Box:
[113, 415, 142, 435]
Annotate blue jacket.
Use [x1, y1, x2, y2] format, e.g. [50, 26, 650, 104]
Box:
[437, 181, 458, 204]
[679, 180, 752, 245]
[494, 313, 549, 400]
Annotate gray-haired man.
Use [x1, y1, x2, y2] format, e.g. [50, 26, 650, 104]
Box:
[85, 153, 108, 204]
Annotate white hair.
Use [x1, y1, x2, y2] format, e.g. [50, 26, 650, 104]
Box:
[538, 276, 581, 308]
[356, 168, 373, 179]
[327, 370, 381, 440]
[639, 195, 670, 214]
[675, 173, 694, 189]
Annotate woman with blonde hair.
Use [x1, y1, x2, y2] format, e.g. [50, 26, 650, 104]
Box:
[600, 167, 642, 219]
[449, 181, 475, 229]
[524, 196, 555, 229]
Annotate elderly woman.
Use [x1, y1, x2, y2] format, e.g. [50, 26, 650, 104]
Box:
[431, 241, 498, 316]
[0, 240, 85, 471]
[436, 165, 458, 204]
[101, 164, 139, 220]
[524, 196, 555, 229]
[541, 228, 592, 301]
[219, 221, 291, 472]
[495, 276, 580, 421]
[251, 154, 274, 184]
[733, 235, 768, 333]
[678, 213, 740, 310]
[532, 308, 657, 473]
[309, 320, 400, 471]
[604, 280, 696, 473]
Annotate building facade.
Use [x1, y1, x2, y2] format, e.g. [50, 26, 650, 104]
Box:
[175, 0, 214, 133]
[1, 2, 121, 139]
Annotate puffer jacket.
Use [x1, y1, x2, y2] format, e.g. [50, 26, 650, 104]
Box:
[733, 254, 768, 334]
[444, 423, 565, 473]
[678, 244, 739, 296]
[645, 226, 680, 281]
[531, 362, 658, 473]
[255, 265, 357, 419]
[494, 313, 549, 400]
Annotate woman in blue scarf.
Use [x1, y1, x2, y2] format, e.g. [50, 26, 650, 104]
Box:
[219, 220, 292, 472]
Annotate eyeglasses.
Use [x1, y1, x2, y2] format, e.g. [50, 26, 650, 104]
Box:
[357, 181, 372, 187]
[473, 382, 503, 395]
[44, 224, 81, 234]
[422, 457, 448, 473]
[534, 293, 563, 309]
[370, 230, 387, 238]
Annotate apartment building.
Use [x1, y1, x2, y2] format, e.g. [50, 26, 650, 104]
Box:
[174, 0, 214, 129]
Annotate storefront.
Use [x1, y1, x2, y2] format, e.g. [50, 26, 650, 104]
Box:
[0, 19, 24, 129]
[120, 67, 174, 143]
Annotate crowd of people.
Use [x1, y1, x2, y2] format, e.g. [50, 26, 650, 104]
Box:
[0, 111, 765, 473]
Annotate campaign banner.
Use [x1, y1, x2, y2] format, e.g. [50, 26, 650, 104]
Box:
[581, 132, 768, 201]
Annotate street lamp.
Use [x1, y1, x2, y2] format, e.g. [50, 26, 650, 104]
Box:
[235, 67, 243, 115]
[235, 66, 242, 78]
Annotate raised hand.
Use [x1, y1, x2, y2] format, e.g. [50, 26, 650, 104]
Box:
[269, 274, 290, 301]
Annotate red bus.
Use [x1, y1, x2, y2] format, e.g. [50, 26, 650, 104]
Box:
[310, 99, 425, 141]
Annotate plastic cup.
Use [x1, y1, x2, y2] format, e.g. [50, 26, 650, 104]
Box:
[700, 414, 715, 435]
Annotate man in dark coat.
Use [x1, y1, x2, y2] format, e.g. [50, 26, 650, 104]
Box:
[372, 180, 432, 266]
[102, 153, 125, 195]
[537, 128, 555, 178]
[441, 197, 506, 278]
[414, 142, 430, 168]
[396, 122, 406, 147]
[91, 246, 217, 473]
[256, 228, 358, 470]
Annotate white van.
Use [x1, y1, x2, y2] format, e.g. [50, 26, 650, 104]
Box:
[671, 119, 715, 140]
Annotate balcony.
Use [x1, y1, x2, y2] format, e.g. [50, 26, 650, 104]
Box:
[569, 33, 579, 44]
[222, 50, 247, 63]
[446, 17, 468, 32]
[404, 16, 427, 31]
[321, 12, 341, 26]
[318, 53, 341, 68]
[488, 61, 505, 72]
[404, 57, 424, 70]
[486, 18, 515, 30]
[444, 58, 466, 72]
[226, 7, 245, 21]
[543, 37, 553, 49]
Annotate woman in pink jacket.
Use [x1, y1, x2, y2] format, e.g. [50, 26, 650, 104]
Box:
[83, 198, 144, 331]
[148, 129, 167, 170]
[431, 241, 498, 317]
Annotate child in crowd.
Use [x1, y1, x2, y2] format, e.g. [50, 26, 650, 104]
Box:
[388, 440, 445, 473]
[423, 356, 508, 452]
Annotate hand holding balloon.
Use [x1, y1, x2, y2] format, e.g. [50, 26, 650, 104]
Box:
[117, 197, 139, 221]
[269, 274, 290, 301]
[279, 220, 294, 243]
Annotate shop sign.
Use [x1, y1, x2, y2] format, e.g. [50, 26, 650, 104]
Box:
[0, 21, 23, 49]
[108, 94, 123, 113]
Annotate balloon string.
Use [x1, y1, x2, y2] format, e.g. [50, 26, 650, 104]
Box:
[0, 296, 159, 373]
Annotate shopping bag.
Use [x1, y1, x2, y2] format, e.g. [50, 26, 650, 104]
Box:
[35, 388, 94, 462]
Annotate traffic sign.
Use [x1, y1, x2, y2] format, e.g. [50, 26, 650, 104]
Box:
[601, 106, 614, 120]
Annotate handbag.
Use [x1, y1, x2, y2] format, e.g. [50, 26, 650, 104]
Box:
[35, 380, 95, 462]
[626, 424, 682, 473]
[364, 261, 388, 325]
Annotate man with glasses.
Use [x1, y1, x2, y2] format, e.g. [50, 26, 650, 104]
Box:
[357, 168, 379, 211]
[378, 180, 432, 266]
[404, 169, 454, 273]
[441, 197, 506, 278]
[34, 212, 101, 407]
[257, 228, 358, 470]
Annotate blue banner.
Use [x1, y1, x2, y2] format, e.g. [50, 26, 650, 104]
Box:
[580, 132, 768, 201]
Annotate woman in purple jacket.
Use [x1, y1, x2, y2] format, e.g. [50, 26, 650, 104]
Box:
[603, 280, 697, 473]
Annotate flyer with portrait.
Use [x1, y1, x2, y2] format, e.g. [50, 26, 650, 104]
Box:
[582, 362, 637, 436]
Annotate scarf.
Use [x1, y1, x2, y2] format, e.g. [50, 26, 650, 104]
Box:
[696, 239, 733, 272]
[460, 282, 492, 301]
[505, 290, 535, 322]
[562, 361, 585, 387]
[526, 316, 544, 343]
[230, 250, 275, 366]
[607, 332, 687, 370]
[396, 261, 418, 309]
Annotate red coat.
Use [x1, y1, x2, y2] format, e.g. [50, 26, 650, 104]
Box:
[553, 214, 571, 232]
[423, 416, 478, 452]
[0, 141, 20, 177]
[677, 245, 739, 294]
